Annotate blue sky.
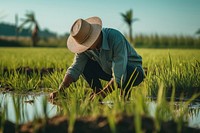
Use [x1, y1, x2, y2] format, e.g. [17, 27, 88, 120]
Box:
[0, 0, 200, 36]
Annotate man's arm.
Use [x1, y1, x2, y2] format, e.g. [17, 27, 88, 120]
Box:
[59, 74, 74, 90]
[49, 74, 74, 99]
[50, 53, 88, 99]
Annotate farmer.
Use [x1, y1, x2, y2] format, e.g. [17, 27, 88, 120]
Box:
[50, 16, 144, 100]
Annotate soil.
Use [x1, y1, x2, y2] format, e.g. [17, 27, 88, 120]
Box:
[3, 66, 64, 77]
[2, 114, 200, 133]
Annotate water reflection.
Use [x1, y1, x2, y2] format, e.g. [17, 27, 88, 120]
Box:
[148, 101, 200, 128]
[101, 100, 200, 128]
[188, 102, 200, 128]
[0, 93, 200, 128]
[0, 93, 58, 124]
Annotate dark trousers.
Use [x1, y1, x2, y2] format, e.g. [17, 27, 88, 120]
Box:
[82, 59, 144, 94]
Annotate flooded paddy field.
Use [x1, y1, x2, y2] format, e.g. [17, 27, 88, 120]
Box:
[0, 48, 200, 132]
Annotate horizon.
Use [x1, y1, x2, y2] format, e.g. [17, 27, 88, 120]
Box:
[0, 0, 200, 36]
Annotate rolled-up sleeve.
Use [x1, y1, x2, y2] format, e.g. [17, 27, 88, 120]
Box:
[112, 38, 127, 85]
[66, 53, 88, 81]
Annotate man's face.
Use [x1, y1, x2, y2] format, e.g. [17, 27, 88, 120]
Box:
[88, 32, 102, 50]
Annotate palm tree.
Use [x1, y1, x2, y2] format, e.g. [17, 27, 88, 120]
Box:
[0, 11, 6, 21]
[196, 29, 200, 35]
[18, 11, 39, 46]
[120, 9, 139, 43]
[15, 14, 19, 39]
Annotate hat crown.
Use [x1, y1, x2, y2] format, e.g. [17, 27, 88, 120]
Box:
[70, 19, 92, 44]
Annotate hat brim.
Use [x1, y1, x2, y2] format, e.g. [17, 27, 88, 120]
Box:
[67, 17, 102, 53]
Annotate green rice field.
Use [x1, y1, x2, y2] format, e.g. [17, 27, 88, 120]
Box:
[0, 47, 200, 132]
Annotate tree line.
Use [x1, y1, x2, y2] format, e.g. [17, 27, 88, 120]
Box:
[0, 23, 57, 38]
[1, 9, 200, 48]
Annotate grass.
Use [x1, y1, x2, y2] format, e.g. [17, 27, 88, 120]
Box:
[0, 47, 200, 132]
[0, 47, 73, 69]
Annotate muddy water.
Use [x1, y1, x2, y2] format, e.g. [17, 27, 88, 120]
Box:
[0, 93, 200, 128]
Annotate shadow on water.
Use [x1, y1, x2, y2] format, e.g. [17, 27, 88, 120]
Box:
[0, 92, 58, 124]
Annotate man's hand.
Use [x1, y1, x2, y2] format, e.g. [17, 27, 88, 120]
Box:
[49, 74, 74, 100]
[96, 78, 115, 99]
[49, 83, 66, 99]
[89, 92, 96, 101]
[49, 91, 59, 99]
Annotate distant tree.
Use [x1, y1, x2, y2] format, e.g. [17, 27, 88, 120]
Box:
[0, 11, 6, 21]
[120, 9, 139, 43]
[15, 14, 19, 38]
[196, 29, 200, 35]
[18, 11, 40, 46]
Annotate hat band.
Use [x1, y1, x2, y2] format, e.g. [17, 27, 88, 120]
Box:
[77, 24, 92, 44]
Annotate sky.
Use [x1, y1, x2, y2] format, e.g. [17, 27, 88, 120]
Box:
[0, 0, 200, 36]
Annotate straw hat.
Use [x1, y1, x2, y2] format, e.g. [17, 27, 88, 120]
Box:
[67, 16, 102, 53]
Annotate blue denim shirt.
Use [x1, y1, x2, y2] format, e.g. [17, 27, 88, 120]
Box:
[67, 28, 142, 84]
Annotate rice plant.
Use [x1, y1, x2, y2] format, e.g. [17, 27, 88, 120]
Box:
[0, 48, 199, 132]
